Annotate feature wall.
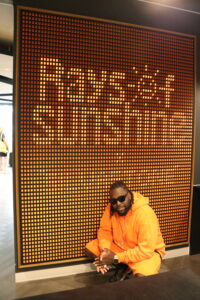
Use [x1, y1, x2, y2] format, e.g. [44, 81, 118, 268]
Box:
[15, 7, 195, 269]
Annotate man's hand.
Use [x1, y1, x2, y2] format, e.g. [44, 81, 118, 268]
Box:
[93, 248, 116, 274]
[93, 257, 109, 274]
[100, 248, 115, 265]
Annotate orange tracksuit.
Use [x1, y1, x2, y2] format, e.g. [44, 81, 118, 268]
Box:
[86, 192, 165, 275]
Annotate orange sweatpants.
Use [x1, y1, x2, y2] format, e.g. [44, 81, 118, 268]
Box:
[86, 239, 161, 276]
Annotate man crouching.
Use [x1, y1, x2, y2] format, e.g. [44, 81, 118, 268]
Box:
[86, 180, 165, 281]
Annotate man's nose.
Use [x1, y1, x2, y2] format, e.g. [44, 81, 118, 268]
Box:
[116, 200, 123, 205]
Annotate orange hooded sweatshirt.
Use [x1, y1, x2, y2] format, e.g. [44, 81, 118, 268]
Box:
[97, 192, 165, 264]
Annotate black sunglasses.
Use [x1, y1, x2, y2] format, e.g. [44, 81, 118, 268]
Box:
[110, 193, 128, 205]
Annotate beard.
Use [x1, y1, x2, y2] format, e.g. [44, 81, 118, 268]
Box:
[114, 199, 133, 216]
[110, 190, 134, 216]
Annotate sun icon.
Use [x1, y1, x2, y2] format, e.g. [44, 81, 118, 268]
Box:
[128, 64, 175, 108]
[132, 65, 160, 106]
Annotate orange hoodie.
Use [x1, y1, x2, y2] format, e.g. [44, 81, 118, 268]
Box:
[97, 192, 165, 264]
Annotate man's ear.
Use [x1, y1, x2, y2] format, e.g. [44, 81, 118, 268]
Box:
[129, 190, 134, 203]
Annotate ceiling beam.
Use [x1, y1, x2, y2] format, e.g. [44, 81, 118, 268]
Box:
[0, 93, 13, 96]
[0, 43, 13, 56]
[0, 75, 13, 85]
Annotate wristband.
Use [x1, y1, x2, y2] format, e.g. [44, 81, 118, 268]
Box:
[113, 254, 118, 264]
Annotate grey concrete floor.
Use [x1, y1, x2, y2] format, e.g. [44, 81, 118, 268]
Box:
[15, 254, 200, 299]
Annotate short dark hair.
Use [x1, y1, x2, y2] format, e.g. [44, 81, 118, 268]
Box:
[110, 180, 128, 192]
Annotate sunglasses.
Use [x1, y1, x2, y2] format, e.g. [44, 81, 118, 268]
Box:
[110, 193, 128, 205]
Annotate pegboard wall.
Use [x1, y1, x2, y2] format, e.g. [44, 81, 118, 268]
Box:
[15, 7, 195, 268]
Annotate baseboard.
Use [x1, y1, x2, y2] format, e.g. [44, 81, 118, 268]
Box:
[15, 246, 189, 282]
[164, 246, 189, 259]
[15, 262, 96, 283]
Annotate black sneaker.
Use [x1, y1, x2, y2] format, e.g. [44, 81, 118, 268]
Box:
[109, 263, 132, 282]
